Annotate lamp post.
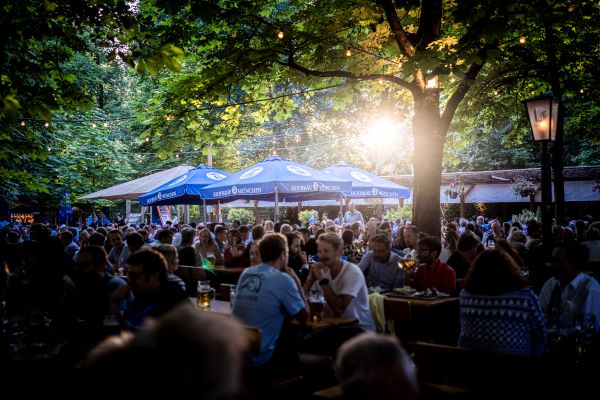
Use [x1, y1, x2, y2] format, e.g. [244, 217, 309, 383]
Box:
[523, 95, 560, 256]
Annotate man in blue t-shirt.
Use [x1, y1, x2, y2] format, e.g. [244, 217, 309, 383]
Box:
[233, 233, 309, 367]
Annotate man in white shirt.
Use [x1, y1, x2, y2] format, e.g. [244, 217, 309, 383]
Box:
[304, 232, 375, 332]
[539, 243, 600, 331]
[344, 202, 364, 224]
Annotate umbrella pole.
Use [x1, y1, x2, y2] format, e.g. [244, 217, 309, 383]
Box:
[339, 197, 344, 225]
[203, 199, 208, 224]
[275, 186, 279, 223]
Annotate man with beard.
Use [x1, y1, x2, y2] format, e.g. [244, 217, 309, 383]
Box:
[305, 233, 375, 333]
[358, 233, 405, 291]
[415, 236, 456, 295]
[111, 249, 188, 330]
[69, 246, 128, 331]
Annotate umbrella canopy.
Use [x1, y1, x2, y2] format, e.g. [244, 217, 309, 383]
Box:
[200, 156, 351, 202]
[322, 161, 411, 199]
[139, 165, 230, 206]
[79, 165, 194, 200]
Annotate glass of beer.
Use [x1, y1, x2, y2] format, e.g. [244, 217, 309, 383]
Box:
[197, 281, 215, 309]
[309, 292, 326, 322]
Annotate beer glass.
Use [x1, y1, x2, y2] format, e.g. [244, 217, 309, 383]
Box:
[197, 281, 215, 309]
[309, 292, 326, 322]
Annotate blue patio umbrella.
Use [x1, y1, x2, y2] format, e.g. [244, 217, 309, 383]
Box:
[200, 156, 352, 221]
[139, 165, 230, 206]
[322, 161, 411, 199]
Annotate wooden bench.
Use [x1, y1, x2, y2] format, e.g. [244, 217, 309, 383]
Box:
[412, 341, 539, 399]
[175, 265, 207, 296]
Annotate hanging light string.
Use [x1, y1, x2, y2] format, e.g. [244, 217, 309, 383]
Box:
[13, 82, 345, 127]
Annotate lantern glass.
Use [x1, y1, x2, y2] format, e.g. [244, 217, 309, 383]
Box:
[524, 96, 559, 142]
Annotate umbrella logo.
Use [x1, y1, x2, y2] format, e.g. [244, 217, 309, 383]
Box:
[231, 185, 238, 195]
[313, 181, 320, 191]
[207, 172, 227, 181]
[167, 174, 188, 187]
[157, 192, 163, 200]
[372, 187, 378, 196]
[240, 166, 263, 180]
[286, 165, 312, 176]
[351, 171, 372, 183]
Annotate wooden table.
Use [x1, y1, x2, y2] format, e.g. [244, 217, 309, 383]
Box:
[193, 298, 358, 331]
[190, 298, 232, 315]
[383, 294, 460, 344]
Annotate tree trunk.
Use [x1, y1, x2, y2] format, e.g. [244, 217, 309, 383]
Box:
[411, 93, 444, 236]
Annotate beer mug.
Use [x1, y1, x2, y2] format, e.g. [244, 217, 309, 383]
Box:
[197, 281, 215, 309]
[308, 291, 326, 322]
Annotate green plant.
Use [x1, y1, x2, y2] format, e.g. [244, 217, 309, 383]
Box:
[384, 206, 413, 222]
[444, 178, 464, 199]
[511, 176, 537, 197]
[299, 209, 318, 226]
[225, 208, 254, 225]
[511, 208, 541, 226]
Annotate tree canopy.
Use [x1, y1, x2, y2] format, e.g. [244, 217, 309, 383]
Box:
[1, 0, 599, 229]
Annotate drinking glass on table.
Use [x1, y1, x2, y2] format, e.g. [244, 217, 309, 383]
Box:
[197, 281, 215, 309]
[308, 290, 326, 322]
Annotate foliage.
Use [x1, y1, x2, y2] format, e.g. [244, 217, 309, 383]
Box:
[592, 182, 600, 193]
[443, 178, 464, 199]
[511, 175, 537, 197]
[384, 206, 412, 223]
[225, 208, 254, 225]
[511, 208, 541, 226]
[0, 0, 184, 201]
[299, 209, 318, 226]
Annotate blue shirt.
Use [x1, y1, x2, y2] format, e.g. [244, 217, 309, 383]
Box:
[232, 263, 305, 366]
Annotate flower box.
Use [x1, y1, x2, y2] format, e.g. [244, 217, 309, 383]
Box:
[512, 176, 537, 198]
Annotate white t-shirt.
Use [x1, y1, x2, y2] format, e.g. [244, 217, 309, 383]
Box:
[311, 261, 375, 332]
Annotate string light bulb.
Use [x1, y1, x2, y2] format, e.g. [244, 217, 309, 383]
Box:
[166, 114, 173, 121]
[47, 147, 52, 151]
[346, 48, 352, 57]
[175, 153, 180, 158]
[103, 121, 108, 127]
[519, 36, 526, 44]
[579, 88, 585, 94]
[277, 31, 284, 39]
[20, 121, 26, 127]
[145, 137, 150, 142]
[44, 122, 50, 127]
[92, 122, 97, 128]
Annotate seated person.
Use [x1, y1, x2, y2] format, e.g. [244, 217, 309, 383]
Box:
[336, 333, 420, 400]
[459, 250, 546, 357]
[232, 234, 308, 367]
[111, 249, 188, 330]
[285, 232, 309, 284]
[538, 242, 600, 331]
[224, 229, 248, 268]
[447, 232, 481, 279]
[304, 233, 375, 333]
[415, 235, 456, 294]
[358, 233, 405, 291]
[83, 303, 247, 399]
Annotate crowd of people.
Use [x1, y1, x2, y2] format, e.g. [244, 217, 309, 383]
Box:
[1, 207, 599, 398]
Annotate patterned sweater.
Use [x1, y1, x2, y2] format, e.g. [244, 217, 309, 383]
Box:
[458, 287, 546, 357]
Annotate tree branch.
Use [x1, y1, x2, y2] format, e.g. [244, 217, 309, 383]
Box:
[415, 0, 443, 51]
[440, 61, 485, 132]
[279, 58, 415, 93]
[379, 0, 415, 58]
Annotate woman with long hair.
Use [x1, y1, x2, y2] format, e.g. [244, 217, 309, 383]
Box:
[458, 250, 545, 357]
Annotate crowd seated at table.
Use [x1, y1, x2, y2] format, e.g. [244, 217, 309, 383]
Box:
[1, 210, 600, 398]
